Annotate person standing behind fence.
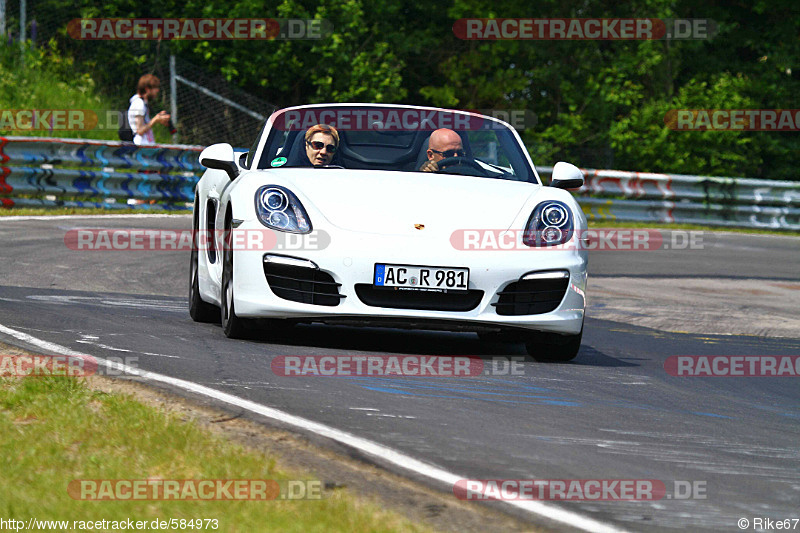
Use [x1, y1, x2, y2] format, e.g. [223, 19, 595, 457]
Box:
[128, 74, 171, 145]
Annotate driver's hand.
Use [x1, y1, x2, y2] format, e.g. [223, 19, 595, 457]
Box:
[419, 160, 439, 172]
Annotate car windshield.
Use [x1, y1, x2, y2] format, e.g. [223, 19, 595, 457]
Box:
[257, 106, 537, 183]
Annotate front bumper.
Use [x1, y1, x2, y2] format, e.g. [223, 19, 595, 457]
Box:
[232, 222, 587, 335]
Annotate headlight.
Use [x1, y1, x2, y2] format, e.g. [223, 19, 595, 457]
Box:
[523, 200, 574, 247]
[254, 185, 311, 233]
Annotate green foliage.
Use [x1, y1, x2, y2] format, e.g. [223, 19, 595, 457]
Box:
[610, 73, 765, 176]
[0, 41, 119, 140]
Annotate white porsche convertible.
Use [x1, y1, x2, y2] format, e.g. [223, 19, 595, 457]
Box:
[190, 104, 587, 361]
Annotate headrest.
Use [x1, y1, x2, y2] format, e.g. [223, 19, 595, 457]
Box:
[285, 132, 314, 167]
[414, 134, 432, 170]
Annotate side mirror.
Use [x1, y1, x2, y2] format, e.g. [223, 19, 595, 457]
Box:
[550, 162, 584, 189]
[200, 143, 239, 181]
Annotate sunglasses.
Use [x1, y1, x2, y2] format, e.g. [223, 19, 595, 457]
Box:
[430, 148, 465, 158]
[307, 140, 337, 153]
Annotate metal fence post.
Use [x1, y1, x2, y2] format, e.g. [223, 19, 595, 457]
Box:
[0, 0, 6, 37]
[19, 0, 25, 51]
[170, 54, 178, 144]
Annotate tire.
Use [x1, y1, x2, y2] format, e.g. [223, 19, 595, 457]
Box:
[189, 247, 219, 323]
[524, 325, 583, 363]
[189, 203, 219, 323]
[221, 231, 248, 338]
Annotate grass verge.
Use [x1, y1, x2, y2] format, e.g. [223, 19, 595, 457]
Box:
[0, 372, 430, 532]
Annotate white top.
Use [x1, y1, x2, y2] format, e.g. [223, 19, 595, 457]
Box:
[127, 94, 154, 145]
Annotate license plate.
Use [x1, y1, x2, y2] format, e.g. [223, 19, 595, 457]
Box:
[374, 264, 469, 292]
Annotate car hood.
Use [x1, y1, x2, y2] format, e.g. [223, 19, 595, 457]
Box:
[251, 169, 540, 235]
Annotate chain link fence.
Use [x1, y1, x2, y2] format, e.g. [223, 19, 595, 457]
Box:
[1, 1, 277, 147]
[165, 55, 276, 148]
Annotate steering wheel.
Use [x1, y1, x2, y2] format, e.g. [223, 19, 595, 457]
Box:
[435, 156, 486, 175]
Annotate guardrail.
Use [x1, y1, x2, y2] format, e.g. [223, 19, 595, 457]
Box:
[0, 136, 203, 210]
[538, 167, 800, 231]
[1, 137, 798, 230]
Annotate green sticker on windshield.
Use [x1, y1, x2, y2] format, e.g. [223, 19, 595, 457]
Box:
[270, 157, 287, 167]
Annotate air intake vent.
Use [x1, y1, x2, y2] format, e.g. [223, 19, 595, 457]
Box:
[492, 277, 569, 316]
[263, 263, 344, 306]
[355, 285, 483, 311]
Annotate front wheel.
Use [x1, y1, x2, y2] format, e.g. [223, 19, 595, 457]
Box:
[190, 248, 219, 323]
[525, 325, 583, 362]
[221, 240, 249, 338]
[189, 204, 219, 323]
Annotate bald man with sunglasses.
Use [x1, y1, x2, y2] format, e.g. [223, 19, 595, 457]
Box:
[304, 124, 339, 167]
[419, 128, 466, 172]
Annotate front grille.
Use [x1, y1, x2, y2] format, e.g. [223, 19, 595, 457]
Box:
[263, 263, 344, 306]
[492, 278, 569, 316]
[355, 284, 483, 311]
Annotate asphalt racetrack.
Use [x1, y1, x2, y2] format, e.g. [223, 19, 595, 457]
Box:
[1, 215, 798, 532]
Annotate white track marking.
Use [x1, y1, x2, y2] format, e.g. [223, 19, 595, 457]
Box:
[75, 338, 181, 359]
[0, 322, 628, 533]
[0, 324, 85, 356]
